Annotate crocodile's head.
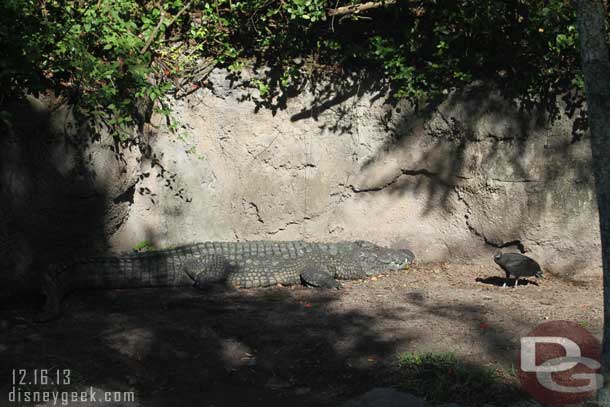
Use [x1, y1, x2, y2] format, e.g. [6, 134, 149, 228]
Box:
[355, 241, 415, 276]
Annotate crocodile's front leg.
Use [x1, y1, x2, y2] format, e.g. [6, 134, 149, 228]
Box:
[300, 265, 342, 289]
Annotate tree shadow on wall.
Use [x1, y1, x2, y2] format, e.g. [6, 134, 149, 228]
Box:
[0, 95, 144, 310]
[222, 64, 595, 261]
[0, 92, 197, 312]
[223, 62, 592, 208]
[348, 82, 595, 254]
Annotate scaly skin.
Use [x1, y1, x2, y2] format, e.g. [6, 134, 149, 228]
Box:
[38, 240, 414, 321]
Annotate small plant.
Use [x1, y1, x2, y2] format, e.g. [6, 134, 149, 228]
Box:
[250, 78, 270, 98]
[396, 352, 517, 405]
[133, 240, 155, 253]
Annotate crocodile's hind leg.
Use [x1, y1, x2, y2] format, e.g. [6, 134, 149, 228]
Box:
[184, 255, 235, 287]
[300, 266, 341, 289]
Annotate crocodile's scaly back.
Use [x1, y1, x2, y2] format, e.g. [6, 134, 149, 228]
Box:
[38, 240, 415, 321]
[52, 241, 307, 289]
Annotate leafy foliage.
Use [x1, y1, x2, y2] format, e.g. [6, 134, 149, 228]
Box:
[2, 1, 174, 131]
[1, 0, 607, 139]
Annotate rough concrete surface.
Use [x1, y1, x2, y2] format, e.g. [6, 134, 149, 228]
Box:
[112, 69, 600, 275]
[0, 68, 601, 295]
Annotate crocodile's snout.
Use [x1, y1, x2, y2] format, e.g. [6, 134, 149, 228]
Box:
[388, 258, 411, 271]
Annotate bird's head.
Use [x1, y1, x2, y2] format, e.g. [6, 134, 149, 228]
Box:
[493, 251, 503, 263]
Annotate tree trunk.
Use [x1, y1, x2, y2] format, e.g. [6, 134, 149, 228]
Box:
[574, 0, 610, 404]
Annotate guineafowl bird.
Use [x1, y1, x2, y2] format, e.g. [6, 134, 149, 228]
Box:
[493, 252, 543, 287]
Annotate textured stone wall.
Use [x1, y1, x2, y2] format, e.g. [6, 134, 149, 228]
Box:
[112, 69, 600, 276]
[0, 95, 140, 301]
[0, 69, 601, 299]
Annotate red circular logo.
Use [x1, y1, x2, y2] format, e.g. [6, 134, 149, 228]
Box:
[517, 320, 602, 405]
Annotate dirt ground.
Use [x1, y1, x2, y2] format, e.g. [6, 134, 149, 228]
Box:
[0, 262, 603, 407]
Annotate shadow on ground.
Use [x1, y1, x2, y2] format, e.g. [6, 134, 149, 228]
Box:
[2, 277, 531, 407]
[475, 277, 539, 287]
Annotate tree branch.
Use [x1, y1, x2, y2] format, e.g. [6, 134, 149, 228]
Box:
[328, 0, 398, 16]
[140, 5, 165, 54]
[140, 1, 193, 55]
[166, 0, 193, 30]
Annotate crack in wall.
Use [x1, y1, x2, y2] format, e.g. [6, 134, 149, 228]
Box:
[264, 213, 319, 236]
[242, 200, 265, 224]
[249, 202, 264, 224]
[348, 168, 464, 193]
[488, 177, 540, 183]
[456, 187, 526, 253]
[275, 162, 317, 171]
[266, 221, 301, 235]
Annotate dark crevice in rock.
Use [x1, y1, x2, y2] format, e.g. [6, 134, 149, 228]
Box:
[466, 221, 526, 253]
[265, 212, 323, 235]
[249, 202, 264, 224]
[349, 168, 462, 193]
[401, 169, 454, 186]
[465, 220, 493, 245]
[266, 221, 300, 235]
[457, 187, 526, 253]
[113, 183, 136, 205]
[500, 240, 527, 253]
[489, 178, 540, 183]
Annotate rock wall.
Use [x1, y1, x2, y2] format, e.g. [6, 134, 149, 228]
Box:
[0, 96, 140, 301]
[0, 69, 601, 298]
[113, 69, 601, 276]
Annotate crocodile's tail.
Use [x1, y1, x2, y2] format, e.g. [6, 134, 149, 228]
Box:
[35, 251, 196, 322]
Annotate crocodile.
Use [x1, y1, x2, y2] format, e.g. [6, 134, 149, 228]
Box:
[38, 240, 415, 321]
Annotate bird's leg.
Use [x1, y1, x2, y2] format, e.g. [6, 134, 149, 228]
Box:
[503, 272, 510, 288]
[514, 277, 519, 287]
